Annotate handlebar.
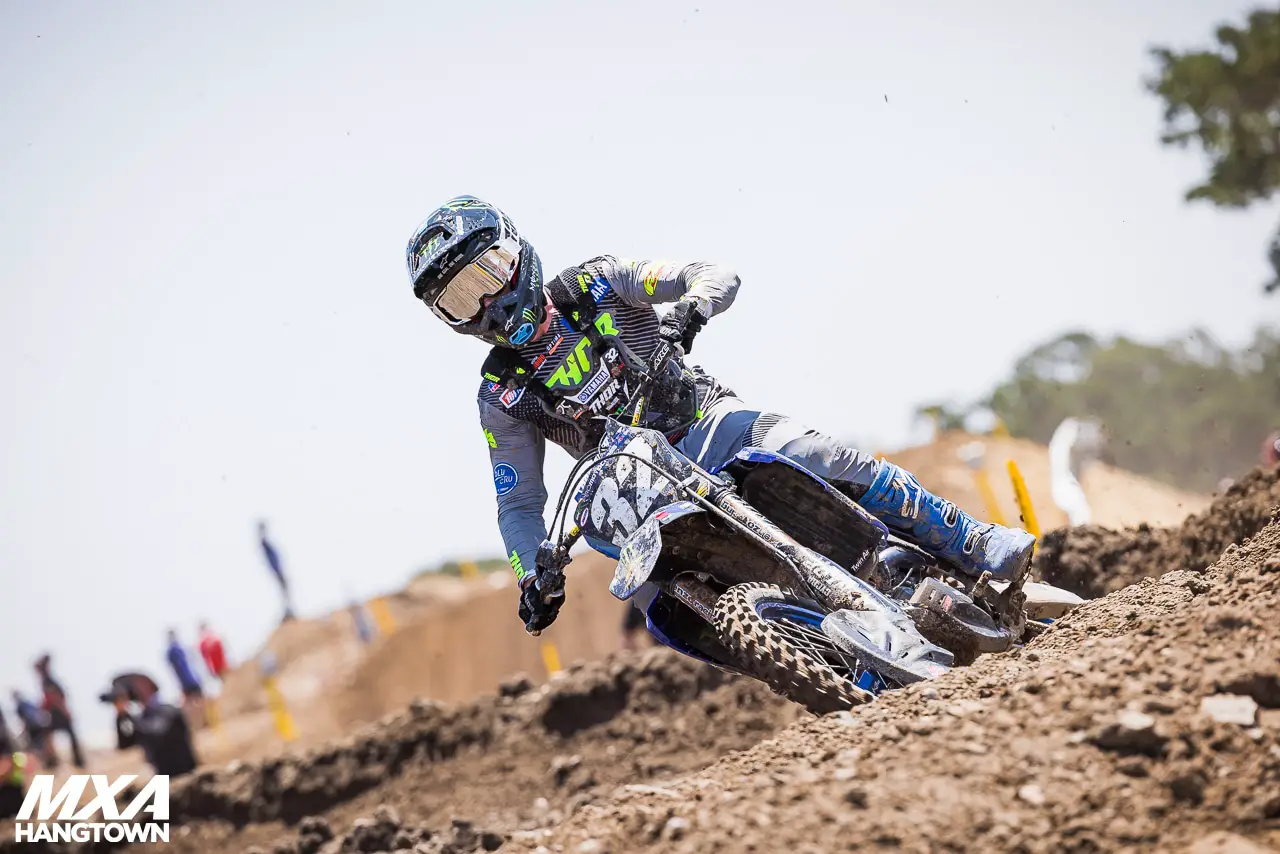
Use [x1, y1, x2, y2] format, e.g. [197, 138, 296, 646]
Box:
[625, 338, 680, 427]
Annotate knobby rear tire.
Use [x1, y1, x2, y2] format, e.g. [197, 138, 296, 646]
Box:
[714, 582, 873, 715]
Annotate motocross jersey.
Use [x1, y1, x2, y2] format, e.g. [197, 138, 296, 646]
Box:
[479, 256, 740, 584]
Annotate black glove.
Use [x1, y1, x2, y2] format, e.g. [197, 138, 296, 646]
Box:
[518, 576, 565, 635]
[658, 296, 708, 354]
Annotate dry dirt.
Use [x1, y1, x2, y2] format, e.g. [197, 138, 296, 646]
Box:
[6, 466, 1270, 854]
[1035, 466, 1280, 597]
[10, 452, 1263, 854]
[526, 496, 1280, 854]
[332, 554, 637, 730]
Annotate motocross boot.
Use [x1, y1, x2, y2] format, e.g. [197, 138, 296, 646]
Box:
[856, 461, 1035, 581]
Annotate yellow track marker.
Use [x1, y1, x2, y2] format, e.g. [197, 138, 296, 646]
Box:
[263, 676, 298, 742]
[204, 696, 228, 750]
[973, 469, 1007, 526]
[368, 596, 396, 636]
[540, 641, 563, 676]
[1006, 459, 1042, 548]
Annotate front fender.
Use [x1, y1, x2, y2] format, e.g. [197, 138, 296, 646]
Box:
[608, 500, 703, 600]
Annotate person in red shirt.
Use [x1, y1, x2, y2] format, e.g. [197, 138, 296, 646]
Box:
[197, 623, 229, 681]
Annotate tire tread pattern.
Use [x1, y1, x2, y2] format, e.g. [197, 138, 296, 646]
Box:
[714, 582, 873, 715]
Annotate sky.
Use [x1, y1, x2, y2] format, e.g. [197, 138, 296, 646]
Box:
[1, 0, 1276, 745]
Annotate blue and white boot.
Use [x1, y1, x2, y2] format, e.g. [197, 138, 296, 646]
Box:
[857, 461, 1035, 581]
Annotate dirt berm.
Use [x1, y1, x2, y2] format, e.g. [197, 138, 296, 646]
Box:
[11, 470, 1278, 854]
[527, 495, 1280, 853]
[1036, 465, 1280, 597]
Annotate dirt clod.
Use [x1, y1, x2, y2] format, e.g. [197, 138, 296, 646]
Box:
[1090, 709, 1168, 756]
[1016, 784, 1046, 806]
[1201, 694, 1260, 727]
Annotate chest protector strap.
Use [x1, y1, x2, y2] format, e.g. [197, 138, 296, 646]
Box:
[480, 263, 607, 398]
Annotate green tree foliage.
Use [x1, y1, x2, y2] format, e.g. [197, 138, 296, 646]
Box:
[415, 557, 510, 579]
[920, 328, 1280, 493]
[914, 403, 970, 434]
[1147, 9, 1280, 293]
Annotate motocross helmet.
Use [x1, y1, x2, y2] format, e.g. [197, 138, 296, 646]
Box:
[406, 195, 546, 347]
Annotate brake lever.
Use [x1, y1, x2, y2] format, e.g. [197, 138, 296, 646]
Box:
[534, 530, 577, 603]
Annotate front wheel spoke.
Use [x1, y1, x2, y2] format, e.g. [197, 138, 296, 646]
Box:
[775, 620, 865, 682]
[782, 622, 836, 645]
[775, 623, 858, 679]
[776, 623, 832, 653]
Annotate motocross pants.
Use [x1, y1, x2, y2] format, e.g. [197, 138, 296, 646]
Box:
[675, 396, 880, 491]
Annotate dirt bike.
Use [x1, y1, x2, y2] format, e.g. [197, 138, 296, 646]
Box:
[529, 337, 1084, 714]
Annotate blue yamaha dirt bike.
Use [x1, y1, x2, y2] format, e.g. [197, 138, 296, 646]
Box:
[529, 340, 1083, 714]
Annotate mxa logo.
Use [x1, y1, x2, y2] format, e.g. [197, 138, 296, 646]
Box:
[14, 775, 170, 844]
[547, 313, 619, 388]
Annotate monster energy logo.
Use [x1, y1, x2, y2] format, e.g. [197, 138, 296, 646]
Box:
[420, 234, 443, 258]
[546, 313, 619, 388]
[441, 197, 486, 211]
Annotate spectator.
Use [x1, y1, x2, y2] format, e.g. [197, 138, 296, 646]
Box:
[99, 673, 198, 779]
[10, 690, 53, 765]
[349, 601, 376, 646]
[33, 654, 85, 769]
[165, 630, 206, 725]
[197, 622, 229, 681]
[0, 706, 38, 820]
[258, 520, 297, 622]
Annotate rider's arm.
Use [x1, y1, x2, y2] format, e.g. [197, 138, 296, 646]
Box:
[479, 400, 549, 587]
[602, 257, 740, 317]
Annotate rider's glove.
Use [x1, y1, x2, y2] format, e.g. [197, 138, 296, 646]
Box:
[518, 575, 565, 635]
[658, 295, 709, 354]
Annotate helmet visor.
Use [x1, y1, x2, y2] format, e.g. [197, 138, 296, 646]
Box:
[431, 237, 520, 324]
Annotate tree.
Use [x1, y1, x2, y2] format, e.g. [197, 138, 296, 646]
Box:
[980, 327, 1280, 492]
[1147, 8, 1280, 294]
[913, 403, 970, 434]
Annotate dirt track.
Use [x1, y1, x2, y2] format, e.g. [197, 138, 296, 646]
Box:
[1036, 465, 1280, 598]
[333, 555, 634, 729]
[11, 469, 1276, 854]
[532, 491, 1280, 853]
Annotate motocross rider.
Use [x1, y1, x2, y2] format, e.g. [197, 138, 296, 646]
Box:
[407, 196, 1037, 634]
